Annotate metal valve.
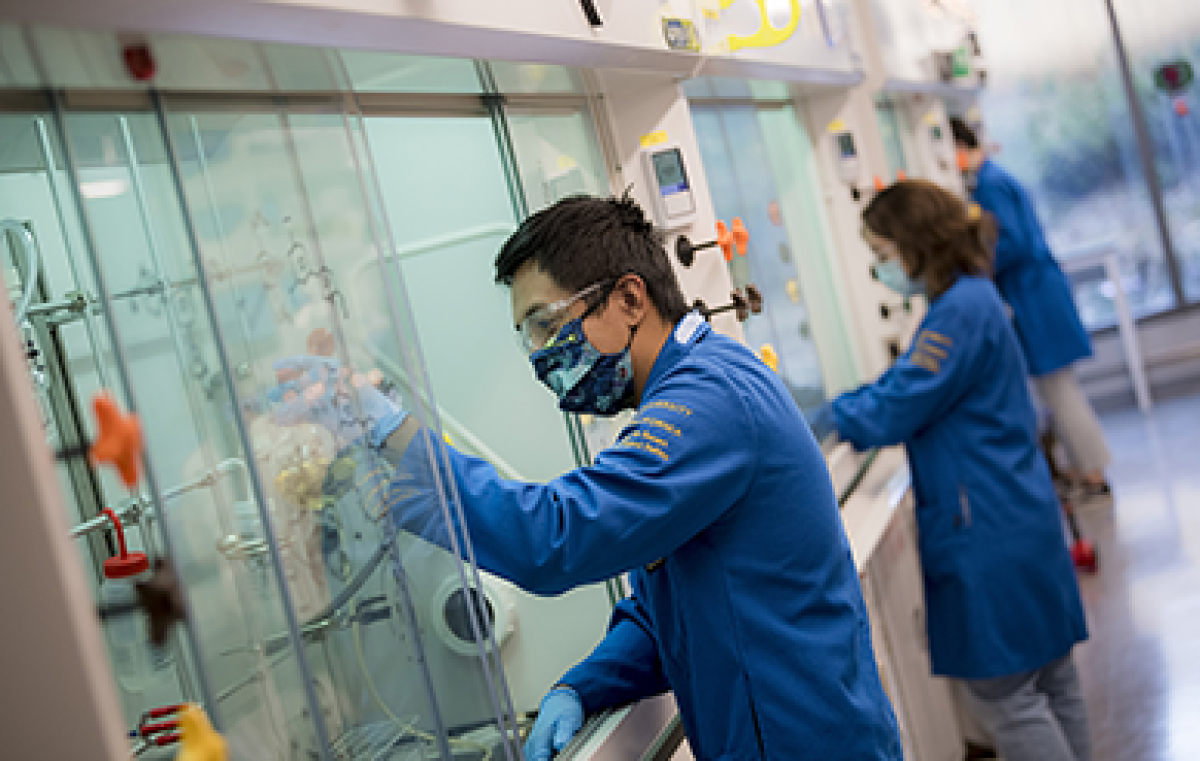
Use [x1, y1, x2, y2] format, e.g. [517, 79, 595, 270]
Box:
[693, 284, 763, 323]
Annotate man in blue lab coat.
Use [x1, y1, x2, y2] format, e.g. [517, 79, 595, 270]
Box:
[278, 194, 901, 759]
[951, 117, 1111, 500]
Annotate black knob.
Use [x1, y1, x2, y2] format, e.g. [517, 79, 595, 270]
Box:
[676, 237, 697, 268]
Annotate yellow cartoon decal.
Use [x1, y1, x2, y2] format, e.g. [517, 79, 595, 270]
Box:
[720, 0, 802, 52]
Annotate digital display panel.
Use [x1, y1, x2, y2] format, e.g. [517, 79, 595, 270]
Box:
[837, 132, 857, 158]
[652, 148, 689, 195]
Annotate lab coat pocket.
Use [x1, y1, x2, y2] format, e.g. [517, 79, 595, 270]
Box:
[914, 495, 971, 581]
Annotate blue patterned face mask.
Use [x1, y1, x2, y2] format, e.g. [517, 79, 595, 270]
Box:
[531, 316, 635, 415]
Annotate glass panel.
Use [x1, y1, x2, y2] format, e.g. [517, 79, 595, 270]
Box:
[0, 112, 139, 684]
[680, 78, 791, 102]
[340, 50, 484, 94]
[506, 108, 610, 212]
[362, 113, 613, 715]
[59, 109, 315, 754]
[488, 62, 586, 95]
[0, 25, 41, 88]
[756, 104, 861, 393]
[25, 27, 151, 90]
[691, 102, 857, 411]
[148, 36, 275, 92]
[974, 0, 1177, 328]
[156, 101, 527, 756]
[4, 25, 624, 756]
[1110, 0, 1200, 301]
[875, 97, 912, 180]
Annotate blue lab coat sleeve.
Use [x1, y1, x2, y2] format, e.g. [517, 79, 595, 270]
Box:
[972, 177, 1027, 277]
[558, 585, 670, 714]
[386, 363, 756, 595]
[970, 161, 1092, 376]
[832, 299, 980, 448]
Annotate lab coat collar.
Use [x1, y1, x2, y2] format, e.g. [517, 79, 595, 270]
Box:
[642, 311, 710, 399]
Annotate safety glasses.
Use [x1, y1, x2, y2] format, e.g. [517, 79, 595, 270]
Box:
[517, 280, 614, 354]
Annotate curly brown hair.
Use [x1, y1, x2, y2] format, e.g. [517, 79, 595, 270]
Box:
[862, 180, 997, 300]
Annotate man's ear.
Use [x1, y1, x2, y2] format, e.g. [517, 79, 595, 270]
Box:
[617, 274, 650, 324]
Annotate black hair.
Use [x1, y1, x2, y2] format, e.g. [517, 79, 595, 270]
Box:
[949, 116, 979, 149]
[494, 192, 690, 324]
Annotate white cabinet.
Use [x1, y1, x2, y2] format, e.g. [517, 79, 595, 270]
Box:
[863, 495, 964, 761]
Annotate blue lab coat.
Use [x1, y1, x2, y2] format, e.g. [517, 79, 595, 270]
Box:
[971, 159, 1091, 377]
[831, 276, 1088, 680]
[391, 314, 901, 759]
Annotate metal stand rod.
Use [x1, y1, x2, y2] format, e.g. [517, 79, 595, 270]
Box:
[1104, 253, 1153, 412]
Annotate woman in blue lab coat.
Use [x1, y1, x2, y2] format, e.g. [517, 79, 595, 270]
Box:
[951, 117, 1111, 501]
[275, 194, 902, 760]
[822, 181, 1091, 761]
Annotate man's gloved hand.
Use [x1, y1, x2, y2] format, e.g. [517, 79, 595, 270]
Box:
[525, 687, 584, 761]
[269, 356, 407, 449]
[805, 402, 839, 447]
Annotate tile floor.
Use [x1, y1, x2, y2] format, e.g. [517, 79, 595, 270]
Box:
[1073, 392, 1200, 761]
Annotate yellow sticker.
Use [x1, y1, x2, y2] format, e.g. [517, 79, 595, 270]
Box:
[702, 8, 720, 18]
[556, 154, 578, 171]
[759, 344, 780, 373]
[827, 119, 847, 134]
[443, 432, 454, 446]
[640, 130, 669, 148]
[786, 279, 801, 304]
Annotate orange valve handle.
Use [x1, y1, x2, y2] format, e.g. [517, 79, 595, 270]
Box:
[89, 393, 143, 490]
[729, 218, 749, 259]
[873, 176, 886, 191]
[676, 220, 737, 267]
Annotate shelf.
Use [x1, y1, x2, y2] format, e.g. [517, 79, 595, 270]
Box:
[880, 78, 984, 100]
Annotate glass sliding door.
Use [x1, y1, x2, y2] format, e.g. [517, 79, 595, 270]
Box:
[691, 98, 859, 412]
[973, 0, 1178, 329]
[2, 23, 629, 759]
[1110, 0, 1200, 301]
[360, 107, 614, 717]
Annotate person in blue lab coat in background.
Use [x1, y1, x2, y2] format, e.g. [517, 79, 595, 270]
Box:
[811, 181, 1090, 761]
[951, 117, 1112, 502]
[275, 194, 902, 760]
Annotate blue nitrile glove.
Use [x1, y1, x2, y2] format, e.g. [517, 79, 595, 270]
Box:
[270, 356, 407, 449]
[805, 402, 839, 446]
[525, 687, 584, 761]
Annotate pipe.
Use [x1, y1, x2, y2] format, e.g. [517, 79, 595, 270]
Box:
[0, 219, 41, 326]
[69, 458, 252, 539]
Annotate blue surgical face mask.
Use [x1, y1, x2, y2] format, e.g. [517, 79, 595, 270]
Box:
[873, 259, 924, 297]
[531, 316, 635, 415]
